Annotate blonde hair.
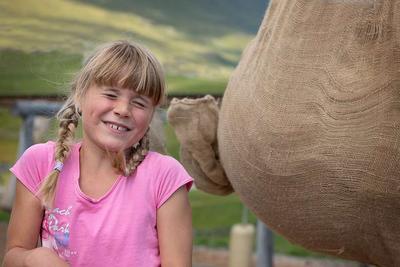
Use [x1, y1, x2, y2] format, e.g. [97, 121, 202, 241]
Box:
[39, 40, 166, 207]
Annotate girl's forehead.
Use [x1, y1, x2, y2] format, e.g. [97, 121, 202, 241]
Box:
[94, 83, 141, 94]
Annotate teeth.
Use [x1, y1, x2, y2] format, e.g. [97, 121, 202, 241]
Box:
[109, 123, 128, 132]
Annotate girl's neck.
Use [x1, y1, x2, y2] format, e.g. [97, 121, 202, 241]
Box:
[80, 141, 115, 174]
[78, 140, 121, 199]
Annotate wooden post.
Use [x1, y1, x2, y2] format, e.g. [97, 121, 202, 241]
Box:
[228, 206, 255, 267]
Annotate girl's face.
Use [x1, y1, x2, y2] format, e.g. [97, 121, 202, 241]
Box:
[80, 83, 155, 153]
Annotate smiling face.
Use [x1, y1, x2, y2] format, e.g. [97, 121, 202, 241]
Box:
[80, 83, 155, 153]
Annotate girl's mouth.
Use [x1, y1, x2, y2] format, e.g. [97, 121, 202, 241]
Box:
[104, 121, 131, 132]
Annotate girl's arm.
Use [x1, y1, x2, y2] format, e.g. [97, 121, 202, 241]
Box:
[2, 180, 68, 267]
[157, 186, 192, 267]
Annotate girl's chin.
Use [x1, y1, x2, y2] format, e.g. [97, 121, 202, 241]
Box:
[103, 147, 127, 154]
[101, 143, 131, 154]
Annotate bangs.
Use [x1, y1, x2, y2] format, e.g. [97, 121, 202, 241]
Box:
[84, 41, 165, 105]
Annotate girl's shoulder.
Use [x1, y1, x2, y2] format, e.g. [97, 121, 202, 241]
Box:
[11, 141, 82, 195]
[143, 151, 183, 170]
[11, 141, 57, 195]
[25, 141, 81, 157]
[140, 152, 193, 208]
[31, 140, 55, 148]
[23, 141, 56, 159]
[18, 141, 81, 173]
[140, 151, 193, 184]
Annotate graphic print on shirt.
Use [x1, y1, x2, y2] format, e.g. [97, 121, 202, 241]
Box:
[42, 206, 77, 260]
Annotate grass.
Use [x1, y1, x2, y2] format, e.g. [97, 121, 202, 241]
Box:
[0, 107, 21, 166]
[167, 75, 227, 96]
[189, 190, 325, 257]
[0, 50, 227, 96]
[0, 0, 242, 95]
[0, 141, 18, 164]
[77, 0, 267, 37]
[0, 107, 22, 139]
[0, 210, 10, 222]
[0, 50, 81, 96]
[164, 123, 180, 160]
[0, 0, 258, 80]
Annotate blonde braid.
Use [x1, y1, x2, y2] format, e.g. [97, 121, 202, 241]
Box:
[124, 130, 150, 176]
[38, 99, 79, 208]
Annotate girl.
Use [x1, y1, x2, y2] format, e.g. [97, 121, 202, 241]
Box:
[3, 40, 193, 267]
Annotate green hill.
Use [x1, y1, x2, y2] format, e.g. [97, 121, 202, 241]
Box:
[78, 0, 267, 36]
[0, 0, 268, 96]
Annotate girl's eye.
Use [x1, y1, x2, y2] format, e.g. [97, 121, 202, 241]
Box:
[132, 100, 146, 108]
[104, 93, 117, 99]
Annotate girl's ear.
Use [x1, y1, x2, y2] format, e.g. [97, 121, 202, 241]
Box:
[75, 103, 81, 116]
[73, 94, 83, 114]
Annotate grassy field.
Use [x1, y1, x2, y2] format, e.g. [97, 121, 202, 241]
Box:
[189, 190, 324, 257]
[77, 0, 267, 37]
[0, 50, 228, 96]
[0, 0, 254, 105]
[0, 0, 257, 84]
[0, 50, 81, 96]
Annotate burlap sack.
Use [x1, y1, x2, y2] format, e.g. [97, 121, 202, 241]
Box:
[217, 0, 400, 266]
[167, 96, 233, 195]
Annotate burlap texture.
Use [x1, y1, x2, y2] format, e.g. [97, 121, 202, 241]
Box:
[217, 1, 400, 266]
[167, 95, 233, 195]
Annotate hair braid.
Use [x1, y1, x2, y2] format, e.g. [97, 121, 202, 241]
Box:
[124, 130, 150, 176]
[38, 99, 79, 208]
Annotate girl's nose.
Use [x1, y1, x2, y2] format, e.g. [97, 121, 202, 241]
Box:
[114, 100, 130, 117]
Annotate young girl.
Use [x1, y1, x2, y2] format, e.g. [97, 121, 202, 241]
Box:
[3, 40, 193, 267]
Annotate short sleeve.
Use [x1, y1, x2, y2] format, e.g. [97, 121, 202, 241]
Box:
[9, 141, 55, 196]
[152, 154, 193, 209]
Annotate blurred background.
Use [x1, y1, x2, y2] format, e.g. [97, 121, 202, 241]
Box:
[0, 1, 359, 266]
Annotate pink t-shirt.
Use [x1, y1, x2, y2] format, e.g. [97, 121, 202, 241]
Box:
[10, 141, 193, 267]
